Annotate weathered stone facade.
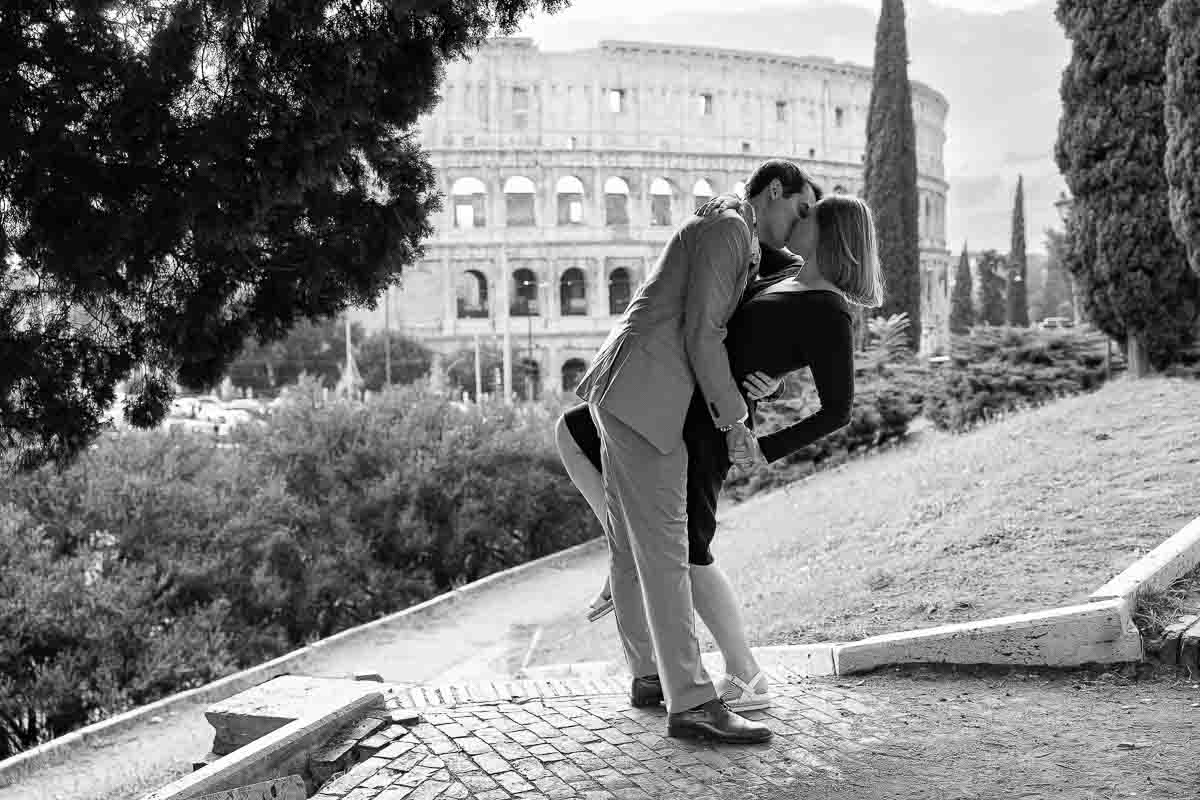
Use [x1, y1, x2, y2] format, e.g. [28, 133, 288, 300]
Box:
[351, 38, 952, 396]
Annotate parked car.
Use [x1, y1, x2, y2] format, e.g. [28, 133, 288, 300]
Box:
[1040, 316, 1075, 330]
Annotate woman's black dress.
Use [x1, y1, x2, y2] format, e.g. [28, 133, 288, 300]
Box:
[562, 245, 854, 565]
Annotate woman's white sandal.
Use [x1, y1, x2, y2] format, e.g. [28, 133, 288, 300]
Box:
[718, 670, 771, 712]
[587, 593, 614, 623]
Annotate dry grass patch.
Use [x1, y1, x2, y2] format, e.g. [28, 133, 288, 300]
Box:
[531, 377, 1200, 665]
[1133, 565, 1200, 639]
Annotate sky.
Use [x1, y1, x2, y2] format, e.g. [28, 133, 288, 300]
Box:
[521, 0, 1045, 25]
[514, 0, 1069, 253]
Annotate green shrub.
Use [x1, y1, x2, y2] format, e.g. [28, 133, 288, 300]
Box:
[0, 386, 597, 757]
[723, 365, 922, 502]
[924, 327, 1117, 432]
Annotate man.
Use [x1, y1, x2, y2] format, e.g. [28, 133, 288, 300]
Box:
[574, 159, 818, 743]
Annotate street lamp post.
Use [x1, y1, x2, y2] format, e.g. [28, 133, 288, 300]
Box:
[517, 278, 549, 402]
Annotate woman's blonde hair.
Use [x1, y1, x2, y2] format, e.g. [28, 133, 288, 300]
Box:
[813, 195, 885, 308]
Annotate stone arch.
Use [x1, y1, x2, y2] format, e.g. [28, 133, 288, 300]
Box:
[560, 267, 587, 316]
[692, 178, 715, 211]
[556, 175, 585, 225]
[561, 358, 588, 392]
[609, 267, 632, 315]
[511, 267, 539, 316]
[451, 176, 487, 228]
[455, 269, 489, 318]
[649, 177, 673, 226]
[604, 176, 630, 226]
[504, 175, 537, 227]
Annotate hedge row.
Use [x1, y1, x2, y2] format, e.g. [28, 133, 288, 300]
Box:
[0, 387, 598, 758]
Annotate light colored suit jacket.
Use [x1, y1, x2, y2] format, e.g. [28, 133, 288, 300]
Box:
[575, 208, 756, 455]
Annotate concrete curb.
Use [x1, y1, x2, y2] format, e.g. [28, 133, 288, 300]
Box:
[1090, 516, 1200, 606]
[140, 690, 384, 800]
[830, 598, 1142, 674]
[0, 536, 605, 788]
[522, 516, 1200, 680]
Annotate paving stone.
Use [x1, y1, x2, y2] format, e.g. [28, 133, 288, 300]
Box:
[459, 772, 499, 792]
[473, 752, 513, 775]
[495, 770, 536, 793]
[376, 739, 417, 760]
[473, 791, 510, 800]
[316, 669, 1200, 800]
[373, 787, 414, 800]
[456, 736, 494, 756]
[493, 742, 532, 760]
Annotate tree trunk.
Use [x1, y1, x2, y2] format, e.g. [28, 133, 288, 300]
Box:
[1127, 334, 1152, 378]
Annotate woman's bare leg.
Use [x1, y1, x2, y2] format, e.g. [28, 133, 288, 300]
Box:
[554, 415, 612, 604]
[555, 412, 762, 689]
[690, 563, 765, 688]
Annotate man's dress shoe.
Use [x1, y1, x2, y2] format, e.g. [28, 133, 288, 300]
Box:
[666, 698, 772, 743]
[630, 675, 665, 707]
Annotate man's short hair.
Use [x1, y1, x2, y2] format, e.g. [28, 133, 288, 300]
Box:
[744, 159, 824, 202]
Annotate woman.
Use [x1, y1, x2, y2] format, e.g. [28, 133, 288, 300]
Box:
[556, 193, 884, 712]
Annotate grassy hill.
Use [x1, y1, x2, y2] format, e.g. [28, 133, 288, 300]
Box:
[531, 376, 1200, 664]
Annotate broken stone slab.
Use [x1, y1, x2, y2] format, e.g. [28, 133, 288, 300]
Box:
[389, 708, 421, 725]
[205, 675, 386, 756]
[1179, 622, 1200, 679]
[193, 775, 306, 800]
[1159, 615, 1199, 667]
[308, 739, 358, 787]
[353, 732, 393, 761]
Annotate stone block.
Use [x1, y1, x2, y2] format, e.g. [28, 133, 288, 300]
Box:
[354, 733, 393, 760]
[1179, 622, 1200, 679]
[205, 676, 384, 756]
[339, 715, 388, 743]
[834, 599, 1142, 674]
[390, 708, 422, 725]
[309, 739, 359, 786]
[193, 775, 306, 800]
[355, 672, 385, 683]
[1159, 615, 1198, 667]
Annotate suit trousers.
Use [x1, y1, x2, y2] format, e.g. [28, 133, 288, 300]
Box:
[590, 404, 717, 714]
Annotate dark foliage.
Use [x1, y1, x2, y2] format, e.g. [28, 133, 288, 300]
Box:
[0, 0, 564, 471]
[0, 387, 596, 757]
[975, 250, 1007, 326]
[1055, 0, 1200, 372]
[949, 244, 974, 334]
[924, 327, 1118, 432]
[1007, 176, 1029, 326]
[1163, 0, 1200, 277]
[863, 0, 922, 349]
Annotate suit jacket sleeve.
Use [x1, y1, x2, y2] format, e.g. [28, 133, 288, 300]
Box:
[683, 213, 752, 430]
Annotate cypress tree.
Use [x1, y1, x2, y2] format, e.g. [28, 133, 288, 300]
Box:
[863, 0, 922, 350]
[1163, 0, 1200, 277]
[976, 250, 1007, 327]
[1056, 0, 1200, 375]
[1006, 176, 1030, 326]
[949, 243, 974, 334]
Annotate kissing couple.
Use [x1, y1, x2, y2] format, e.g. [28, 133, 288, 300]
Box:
[556, 159, 884, 743]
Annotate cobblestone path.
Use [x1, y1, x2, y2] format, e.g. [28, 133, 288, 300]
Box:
[316, 666, 1200, 800]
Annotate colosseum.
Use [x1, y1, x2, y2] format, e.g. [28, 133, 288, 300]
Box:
[351, 37, 952, 400]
